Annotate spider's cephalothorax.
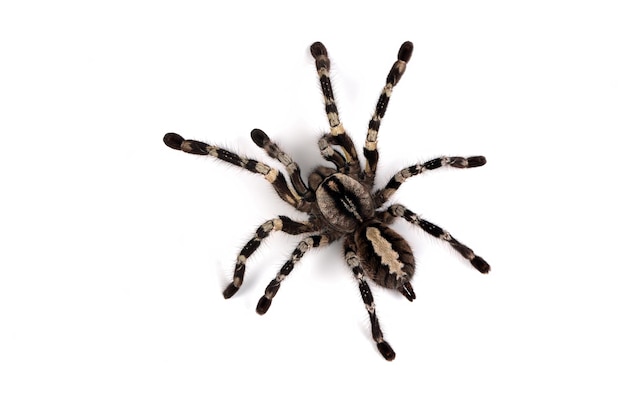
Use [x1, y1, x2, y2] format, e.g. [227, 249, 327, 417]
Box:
[163, 41, 490, 361]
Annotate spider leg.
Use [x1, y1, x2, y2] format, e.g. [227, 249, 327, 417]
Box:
[383, 204, 490, 274]
[344, 235, 395, 361]
[223, 216, 315, 299]
[364, 41, 413, 182]
[256, 233, 333, 315]
[374, 155, 487, 206]
[310, 42, 361, 174]
[318, 133, 349, 172]
[249, 129, 311, 198]
[163, 132, 304, 210]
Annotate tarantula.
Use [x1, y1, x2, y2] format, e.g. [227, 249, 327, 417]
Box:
[163, 41, 490, 361]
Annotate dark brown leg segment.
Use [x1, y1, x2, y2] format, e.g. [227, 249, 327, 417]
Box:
[344, 235, 396, 361]
[386, 204, 490, 274]
[163, 132, 304, 210]
[310, 42, 361, 174]
[223, 216, 314, 299]
[374, 155, 486, 206]
[256, 234, 332, 315]
[364, 41, 413, 182]
[250, 129, 311, 198]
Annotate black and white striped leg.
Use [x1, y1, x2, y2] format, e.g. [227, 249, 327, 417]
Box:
[223, 216, 314, 299]
[256, 233, 332, 315]
[364, 41, 413, 181]
[163, 132, 304, 210]
[344, 235, 395, 361]
[250, 129, 311, 199]
[374, 155, 487, 206]
[386, 204, 490, 274]
[310, 42, 361, 173]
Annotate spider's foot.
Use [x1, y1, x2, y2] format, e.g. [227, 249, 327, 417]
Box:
[256, 296, 272, 315]
[377, 341, 396, 361]
[223, 283, 240, 299]
[250, 129, 270, 147]
[468, 156, 487, 167]
[398, 41, 413, 62]
[399, 282, 416, 302]
[449, 155, 487, 168]
[309, 42, 328, 59]
[163, 132, 184, 150]
[471, 256, 491, 274]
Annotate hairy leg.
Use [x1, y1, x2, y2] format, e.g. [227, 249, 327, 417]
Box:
[344, 235, 396, 361]
[250, 129, 311, 199]
[256, 233, 333, 314]
[223, 216, 315, 298]
[383, 204, 490, 274]
[363, 41, 413, 182]
[163, 132, 304, 210]
[310, 42, 361, 174]
[375, 155, 486, 206]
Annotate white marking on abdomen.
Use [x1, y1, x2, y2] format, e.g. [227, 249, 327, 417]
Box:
[366, 227, 404, 277]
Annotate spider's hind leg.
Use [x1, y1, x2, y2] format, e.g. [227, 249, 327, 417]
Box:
[223, 216, 314, 299]
[256, 233, 333, 315]
[344, 235, 396, 361]
[384, 204, 490, 274]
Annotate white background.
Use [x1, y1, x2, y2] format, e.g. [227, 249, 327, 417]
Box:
[1, 0, 625, 415]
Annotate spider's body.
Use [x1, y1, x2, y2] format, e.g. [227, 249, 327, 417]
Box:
[164, 41, 490, 361]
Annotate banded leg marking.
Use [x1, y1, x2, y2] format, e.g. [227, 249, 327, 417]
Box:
[310, 42, 361, 173]
[256, 234, 331, 315]
[250, 129, 310, 197]
[375, 155, 487, 205]
[364, 41, 413, 180]
[344, 236, 395, 361]
[163, 132, 303, 210]
[387, 204, 490, 274]
[223, 216, 314, 299]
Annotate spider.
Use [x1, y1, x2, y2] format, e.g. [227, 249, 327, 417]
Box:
[163, 41, 490, 361]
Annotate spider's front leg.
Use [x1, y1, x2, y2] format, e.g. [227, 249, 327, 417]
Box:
[344, 235, 395, 361]
[223, 216, 314, 299]
[382, 204, 490, 274]
[363, 41, 413, 182]
[163, 132, 304, 210]
[310, 42, 361, 174]
[249, 129, 311, 199]
[256, 233, 333, 314]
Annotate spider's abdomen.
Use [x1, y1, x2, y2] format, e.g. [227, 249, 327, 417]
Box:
[355, 222, 415, 289]
[315, 173, 375, 232]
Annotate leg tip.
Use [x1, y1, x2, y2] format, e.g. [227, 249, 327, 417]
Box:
[468, 156, 487, 167]
[250, 128, 269, 147]
[377, 341, 396, 361]
[256, 296, 272, 315]
[163, 132, 184, 150]
[398, 41, 413, 62]
[471, 256, 491, 274]
[223, 283, 240, 299]
[310, 41, 327, 58]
